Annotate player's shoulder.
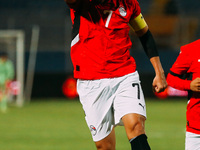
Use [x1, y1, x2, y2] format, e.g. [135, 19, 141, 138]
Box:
[122, 0, 139, 7]
[180, 39, 200, 55]
[129, 0, 140, 6]
[181, 39, 200, 51]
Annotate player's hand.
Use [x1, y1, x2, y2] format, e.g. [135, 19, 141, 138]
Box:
[152, 72, 167, 93]
[190, 77, 200, 92]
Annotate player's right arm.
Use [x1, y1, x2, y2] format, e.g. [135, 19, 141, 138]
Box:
[166, 73, 191, 91]
[167, 72, 200, 92]
[166, 46, 193, 91]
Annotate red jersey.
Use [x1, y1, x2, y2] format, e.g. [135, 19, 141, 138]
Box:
[167, 39, 200, 134]
[67, 0, 141, 79]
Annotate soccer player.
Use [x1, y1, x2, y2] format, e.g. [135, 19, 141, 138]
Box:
[167, 40, 200, 150]
[0, 52, 14, 113]
[65, 0, 167, 149]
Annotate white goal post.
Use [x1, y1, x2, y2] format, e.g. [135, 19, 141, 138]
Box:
[0, 30, 25, 107]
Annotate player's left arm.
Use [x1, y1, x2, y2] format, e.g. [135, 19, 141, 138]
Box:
[149, 56, 167, 93]
[129, 14, 167, 93]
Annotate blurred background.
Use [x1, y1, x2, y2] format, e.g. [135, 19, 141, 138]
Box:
[0, 1, 199, 150]
[0, 0, 199, 101]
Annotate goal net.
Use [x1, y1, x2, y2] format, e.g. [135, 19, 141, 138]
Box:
[0, 30, 25, 107]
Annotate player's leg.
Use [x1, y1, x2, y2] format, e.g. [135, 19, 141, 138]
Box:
[122, 113, 150, 150]
[77, 79, 116, 150]
[0, 88, 7, 113]
[95, 128, 116, 150]
[185, 131, 200, 150]
[113, 71, 150, 150]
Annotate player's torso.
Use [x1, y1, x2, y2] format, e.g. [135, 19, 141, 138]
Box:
[0, 61, 9, 85]
[0, 61, 9, 74]
[186, 40, 200, 134]
[185, 40, 200, 79]
[70, 0, 140, 79]
[188, 54, 200, 80]
[187, 50, 200, 101]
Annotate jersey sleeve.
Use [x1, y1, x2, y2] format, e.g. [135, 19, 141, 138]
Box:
[166, 73, 191, 90]
[130, 0, 141, 20]
[167, 46, 192, 90]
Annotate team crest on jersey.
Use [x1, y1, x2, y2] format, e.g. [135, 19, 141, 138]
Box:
[119, 6, 127, 17]
[90, 125, 97, 136]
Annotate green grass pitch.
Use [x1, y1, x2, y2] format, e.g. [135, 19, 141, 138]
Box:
[0, 98, 187, 150]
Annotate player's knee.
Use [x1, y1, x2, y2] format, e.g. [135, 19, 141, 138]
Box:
[130, 121, 145, 135]
[125, 115, 146, 140]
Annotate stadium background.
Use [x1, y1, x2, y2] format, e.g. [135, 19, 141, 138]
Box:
[0, 1, 200, 150]
[0, 0, 199, 98]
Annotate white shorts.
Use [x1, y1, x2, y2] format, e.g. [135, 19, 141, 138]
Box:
[185, 132, 200, 150]
[77, 71, 146, 142]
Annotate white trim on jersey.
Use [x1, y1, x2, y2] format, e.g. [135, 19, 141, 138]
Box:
[105, 11, 113, 28]
[71, 34, 80, 47]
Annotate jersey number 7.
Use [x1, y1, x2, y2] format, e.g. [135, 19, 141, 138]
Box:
[132, 83, 140, 100]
